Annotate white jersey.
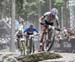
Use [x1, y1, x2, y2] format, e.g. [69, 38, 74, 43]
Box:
[44, 11, 59, 27]
[44, 11, 59, 21]
[18, 24, 24, 32]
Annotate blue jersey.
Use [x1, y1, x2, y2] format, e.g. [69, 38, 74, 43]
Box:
[24, 28, 38, 33]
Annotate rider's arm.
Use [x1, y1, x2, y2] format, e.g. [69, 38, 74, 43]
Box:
[56, 20, 59, 26]
[55, 15, 60, 28]
[39, 16, 44, 23]
[33, 28, 38, 33]
[39, 12, 50, 24]
[24, 28, 29, 33]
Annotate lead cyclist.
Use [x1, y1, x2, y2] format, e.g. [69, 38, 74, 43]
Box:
[39, 8, 60, 51]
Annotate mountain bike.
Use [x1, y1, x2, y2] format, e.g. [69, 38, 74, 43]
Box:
[40, 25, 60, 51]
[26, 34, 39, 54]
[19, 37, 26, 55]
[16, 31, 26, 55]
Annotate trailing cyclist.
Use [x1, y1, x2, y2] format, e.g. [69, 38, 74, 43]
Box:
[24, 24, 38, 53]
[39, 8, 60, 51]
[24, 24, 38, 36]
[16, 21, 24, 50]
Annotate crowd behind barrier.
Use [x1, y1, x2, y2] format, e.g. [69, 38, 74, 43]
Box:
[53, 27, 75, 52]
[1, 16, 75, 41]
[55, 27, 75, 41]
[0, 17, 75, 52]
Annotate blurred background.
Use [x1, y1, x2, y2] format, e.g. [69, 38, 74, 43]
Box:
[0, 0, 74, 28]
[0, 0, 75, 52]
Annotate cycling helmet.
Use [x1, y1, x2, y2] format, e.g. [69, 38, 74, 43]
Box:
[50, 8, 58, 15]
[29, 24, 33, 28]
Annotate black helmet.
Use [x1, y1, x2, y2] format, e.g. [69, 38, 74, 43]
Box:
[29, 24, 33, 28]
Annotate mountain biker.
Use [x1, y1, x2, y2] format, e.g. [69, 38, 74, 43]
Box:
[24, 24, 38, 53]
[39, 8, 60, 51]
[24, 24, 38, 35]
[24, 24, 38, 45]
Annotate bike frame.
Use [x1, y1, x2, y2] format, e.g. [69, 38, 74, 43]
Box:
[40, 25, 56, 52]
[26, 34, 38, 54]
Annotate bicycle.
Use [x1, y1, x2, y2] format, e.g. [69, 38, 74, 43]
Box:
[16, 32, 27, 55]
[40, 25, 60, 51]
[19, 37, 27, 55]
[25, 34, 39, 54]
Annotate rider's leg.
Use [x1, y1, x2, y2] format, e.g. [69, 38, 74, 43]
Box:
[45, 21, 54, 47]
[39, 25, 47, 51]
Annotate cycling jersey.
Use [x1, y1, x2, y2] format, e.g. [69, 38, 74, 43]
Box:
[24, 28, 38, 35]
[18, 24, 24, 32]
[44, 12, 59, 23]
[39, 11, 60, 33]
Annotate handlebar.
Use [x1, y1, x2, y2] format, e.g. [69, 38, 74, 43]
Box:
[29, 33, 39, 38]
[24, 33, 39, 38]
[48, 25, 61, 31]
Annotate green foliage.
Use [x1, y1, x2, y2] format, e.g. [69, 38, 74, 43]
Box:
[54, 0, 64, 7]
[17, 52, 62, 62]
[16, 0, 45, 20]
[55, 0, 63, 3]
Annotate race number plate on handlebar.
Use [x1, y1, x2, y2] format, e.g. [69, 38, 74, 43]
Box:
[48, 25, 55, 30]
[48, 25, 61, 31]
[29, 34, 39, 39]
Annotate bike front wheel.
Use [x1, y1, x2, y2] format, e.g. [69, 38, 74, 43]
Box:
[46, 29, 55, 51]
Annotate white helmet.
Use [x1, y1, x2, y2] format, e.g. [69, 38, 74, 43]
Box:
[50, 8, 58, 15]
